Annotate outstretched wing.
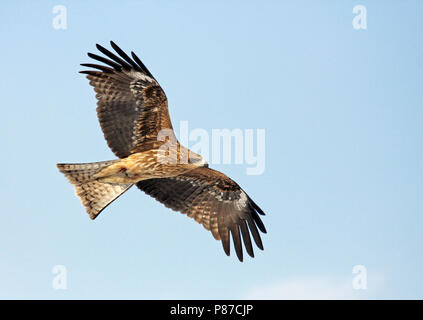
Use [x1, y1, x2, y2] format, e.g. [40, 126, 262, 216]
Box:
[136, 167, 267, 261]
[80, 41, 174, 158]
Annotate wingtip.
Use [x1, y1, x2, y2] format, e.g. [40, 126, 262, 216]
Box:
[251, 198, 266, 216]
[222, 241, 230, 257]
[78, 70, 95, 76]
[256, 223, 267, 234]
[95, 43, 107, 53]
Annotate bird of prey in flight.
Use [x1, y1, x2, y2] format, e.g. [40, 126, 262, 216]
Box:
[57, 42, 266, 261]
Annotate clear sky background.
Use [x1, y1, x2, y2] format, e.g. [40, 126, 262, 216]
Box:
[0, 1, 422, 299]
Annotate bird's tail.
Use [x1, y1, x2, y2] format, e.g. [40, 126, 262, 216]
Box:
[56, 160, 133, 219]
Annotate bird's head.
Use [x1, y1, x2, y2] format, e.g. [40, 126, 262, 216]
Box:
[188, 150, 209, 168]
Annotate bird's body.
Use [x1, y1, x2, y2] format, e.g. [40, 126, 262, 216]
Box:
[57, 42, 267, 261]
[93, 149, 204, 184]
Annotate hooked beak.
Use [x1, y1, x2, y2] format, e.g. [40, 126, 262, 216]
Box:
[189, 156, 208, 168]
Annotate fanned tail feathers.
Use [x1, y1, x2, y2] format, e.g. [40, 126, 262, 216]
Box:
[57, 160, 133, 219]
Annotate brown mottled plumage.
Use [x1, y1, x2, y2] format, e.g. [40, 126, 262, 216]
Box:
[57, 41, 266, 261]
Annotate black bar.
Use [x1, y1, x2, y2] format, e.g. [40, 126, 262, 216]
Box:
[0, 300, 421, 317]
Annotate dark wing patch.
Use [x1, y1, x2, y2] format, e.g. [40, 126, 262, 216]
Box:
[80, 41, 173, 158]
[136, 167, 266, 262]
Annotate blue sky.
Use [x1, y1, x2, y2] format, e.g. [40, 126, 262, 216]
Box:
[0, 0, 422, 299]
